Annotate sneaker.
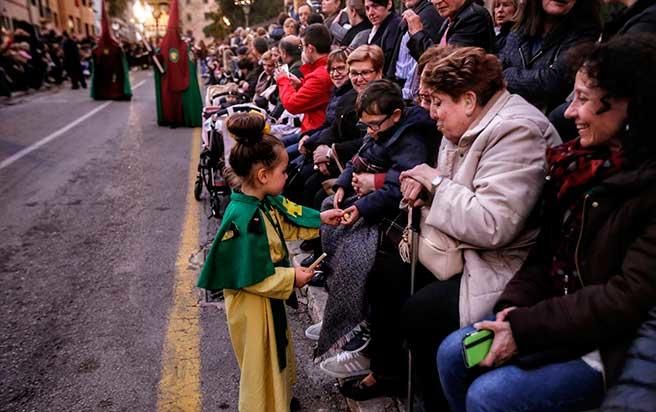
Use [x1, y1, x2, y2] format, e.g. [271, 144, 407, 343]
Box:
[342, 324, 371, 353]
[319, 351, 371, 379]
[304, 321, 322, 340]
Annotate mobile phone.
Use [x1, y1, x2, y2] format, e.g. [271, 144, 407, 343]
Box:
[307, 252, 328, 271]
[462, 329, 494, 368]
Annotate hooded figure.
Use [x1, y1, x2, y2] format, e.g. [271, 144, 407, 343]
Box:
[90, 0, 132, 100]
[154, 0, 202, 127]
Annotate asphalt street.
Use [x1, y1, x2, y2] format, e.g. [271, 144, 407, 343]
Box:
[0, 72, 347, 412]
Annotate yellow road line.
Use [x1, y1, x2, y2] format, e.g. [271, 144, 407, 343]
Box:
[157, 128, 202, 412]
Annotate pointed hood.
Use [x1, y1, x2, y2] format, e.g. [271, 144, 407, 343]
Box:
[159, 0, 190, 92]
[97, 0, 119, 48]
[166, 0, 180, 33]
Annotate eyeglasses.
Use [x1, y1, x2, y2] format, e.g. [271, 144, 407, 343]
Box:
[329, 65, 348, 74]
[357, 113, 392, 133]
[349, 68, 376, 79]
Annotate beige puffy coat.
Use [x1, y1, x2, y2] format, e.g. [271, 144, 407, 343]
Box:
[424, 90, 561, 325]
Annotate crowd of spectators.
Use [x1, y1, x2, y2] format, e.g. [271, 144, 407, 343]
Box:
[0, 23, 154, 99]
[203, 0, 656, 410]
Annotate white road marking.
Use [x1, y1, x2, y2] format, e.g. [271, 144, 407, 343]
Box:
[0, 76, 151, 171]
[0, 101, 112, 171]
[133, 79, 147, 90]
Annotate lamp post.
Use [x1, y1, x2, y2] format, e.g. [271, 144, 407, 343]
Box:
[234, 0, 253, 28]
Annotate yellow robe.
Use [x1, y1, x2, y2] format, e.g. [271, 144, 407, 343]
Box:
[224, 207, 319, 412]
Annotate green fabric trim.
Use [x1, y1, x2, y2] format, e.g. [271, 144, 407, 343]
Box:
[154, 68, 164, 125]
[122, 54, 132, 97]
[182, 55, 203, 127]
[89, 59, 96, 99]
[196, 193, 321, 291]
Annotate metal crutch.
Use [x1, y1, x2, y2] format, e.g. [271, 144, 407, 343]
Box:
[406, 205, 421, 412]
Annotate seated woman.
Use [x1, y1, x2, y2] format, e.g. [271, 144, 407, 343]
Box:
[339, 46, 560, 410]
[492, 0, 519, 51]
[300, 45, 385, 208]
[437, 34, 656, 412]
[315, 79, 437, 374]
[364, 0, 401, 75]
[499, 0, 600, 113]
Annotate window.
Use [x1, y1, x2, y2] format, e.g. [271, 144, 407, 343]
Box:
[81, 0, 86, 6]
[76, 17, 81, 33]
[203, 0, 208, 3]
[53, 12, 58, 26]
[85, 23, 89, 36]
[187, 13, 192, 22]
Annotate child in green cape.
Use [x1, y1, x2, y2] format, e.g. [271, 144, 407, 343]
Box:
[197, 112, 343, 411]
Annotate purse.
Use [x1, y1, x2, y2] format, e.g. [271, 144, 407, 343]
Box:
[399, 206, 463, 281]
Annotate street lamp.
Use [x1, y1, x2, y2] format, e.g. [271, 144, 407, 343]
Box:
[234, 0, 253, 28]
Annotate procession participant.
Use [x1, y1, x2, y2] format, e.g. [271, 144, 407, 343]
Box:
[197, 113, 343, 411]
[90, 0, 132, 101]
[154, 0, 202, 127]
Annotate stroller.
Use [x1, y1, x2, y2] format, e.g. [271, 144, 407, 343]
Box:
[193, 84, 269, 218]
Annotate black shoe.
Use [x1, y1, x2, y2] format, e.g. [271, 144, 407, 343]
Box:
[339, 375, 402, 401]
[300, 238, 320, 252]
[308, 270, 327, 287]
[301, 253, 317, 268]
[342, 323, 371, 352]
[290, 396, 301, 411]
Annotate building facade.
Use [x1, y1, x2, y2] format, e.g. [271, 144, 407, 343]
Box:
[0, 0, 95, 36]
[180, 0, 212, 44]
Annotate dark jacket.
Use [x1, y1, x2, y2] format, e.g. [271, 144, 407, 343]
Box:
[62, 37, 81, 68]
[334, 106, 436, 222]
[386, 0, 444, 80]
[495, 22, 513, 52]
[368, 11, 402, 75]
[342, 20, 373, 48]
[305, 84, 363, 162]
[601, 0, 656, 41]
[499, 18, 599, 113]
[408, 0, 495, 61]
[600, 306, 656, 412]
[495, 158, 656, 386]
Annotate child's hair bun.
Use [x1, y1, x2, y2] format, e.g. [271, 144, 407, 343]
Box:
[227, 112, 265, 146]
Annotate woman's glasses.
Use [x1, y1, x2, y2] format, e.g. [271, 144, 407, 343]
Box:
[349, 68, 376, 79]
[329, 65, 348, 75]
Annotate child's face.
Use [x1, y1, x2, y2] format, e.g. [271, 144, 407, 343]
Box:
[261, 149, 289, 196]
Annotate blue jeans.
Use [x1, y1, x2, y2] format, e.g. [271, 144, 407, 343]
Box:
[437, 324, 604, 412]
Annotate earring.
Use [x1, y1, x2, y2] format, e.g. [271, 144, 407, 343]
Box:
[625, 123, 630, 133]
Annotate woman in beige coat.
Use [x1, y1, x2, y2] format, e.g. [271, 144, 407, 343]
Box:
[339, 46, 561, 408]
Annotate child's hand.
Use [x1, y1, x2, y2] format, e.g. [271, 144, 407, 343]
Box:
[341, 205, 360, 225]
[321, 209, 344, 226]
[294, 266, 315, 288]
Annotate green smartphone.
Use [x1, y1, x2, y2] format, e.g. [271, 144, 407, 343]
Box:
[462, 329, 494, 368]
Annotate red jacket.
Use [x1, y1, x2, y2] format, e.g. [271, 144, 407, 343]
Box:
[277, 55, 332, 133]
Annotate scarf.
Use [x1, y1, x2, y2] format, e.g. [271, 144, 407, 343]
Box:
[543, 139, 623, 295]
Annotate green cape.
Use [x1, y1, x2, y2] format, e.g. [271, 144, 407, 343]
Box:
[197, 192, 320, 291]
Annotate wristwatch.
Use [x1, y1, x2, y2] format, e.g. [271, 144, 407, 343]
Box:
[431, 175, 444, 193]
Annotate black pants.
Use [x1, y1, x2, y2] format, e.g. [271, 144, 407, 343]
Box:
[401, 273, 461, 411]
[67, 64, 86, 89]
[367, 243, 460, 411]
